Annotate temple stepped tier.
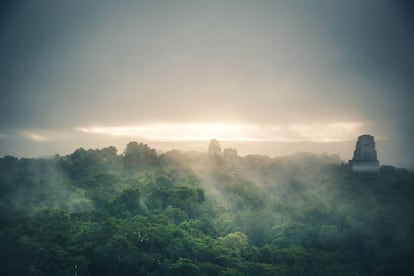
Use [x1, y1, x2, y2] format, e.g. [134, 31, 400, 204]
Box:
[349, 134, 380, 172]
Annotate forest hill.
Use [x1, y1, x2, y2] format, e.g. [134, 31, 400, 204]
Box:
[0, 141, 413, 275]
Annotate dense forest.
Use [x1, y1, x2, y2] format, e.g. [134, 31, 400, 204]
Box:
[0, 141, 413, 275]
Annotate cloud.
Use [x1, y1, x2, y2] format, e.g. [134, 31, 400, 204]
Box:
[18, 129, 77, 143]
[22, 132, 48, 142]
[0, 1, 412, 167]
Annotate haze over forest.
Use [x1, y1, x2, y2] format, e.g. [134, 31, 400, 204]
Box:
[1, 140, 414, 275]
[1, 1, 414, 168]
[1, 2, 414, 275]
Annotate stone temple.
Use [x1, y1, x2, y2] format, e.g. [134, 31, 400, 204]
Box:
[349, 134, 380, 172]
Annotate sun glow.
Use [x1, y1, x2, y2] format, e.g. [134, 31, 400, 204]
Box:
[76, 122, 363, 143]
[77, 123, 260, 142]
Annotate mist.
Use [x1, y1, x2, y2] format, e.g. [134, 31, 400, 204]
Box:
[1, 1, 414, 273]
[1, 140, 413, 274]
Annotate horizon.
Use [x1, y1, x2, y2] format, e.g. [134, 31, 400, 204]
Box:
[2, 136, 406, 170]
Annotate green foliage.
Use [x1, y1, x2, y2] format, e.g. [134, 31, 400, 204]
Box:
[123, 142, 158, 169]
[0, 142, 413, 275]
[219, 232, 248, 256]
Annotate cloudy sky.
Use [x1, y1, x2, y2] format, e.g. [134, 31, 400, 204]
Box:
[1, 0, 413, 168]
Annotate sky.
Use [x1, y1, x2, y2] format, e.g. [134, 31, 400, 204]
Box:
[1, 0, 413, 168]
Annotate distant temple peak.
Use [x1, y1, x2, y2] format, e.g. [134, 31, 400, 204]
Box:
[208, 139, 222, 156]
[349, 134, 380, 172]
